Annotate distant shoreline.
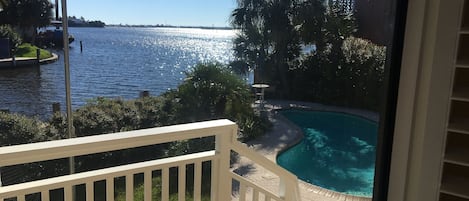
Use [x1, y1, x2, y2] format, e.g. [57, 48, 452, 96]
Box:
[105, 24, 233, 30]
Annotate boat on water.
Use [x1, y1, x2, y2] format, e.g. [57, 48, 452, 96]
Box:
[36, 21, 75, 48]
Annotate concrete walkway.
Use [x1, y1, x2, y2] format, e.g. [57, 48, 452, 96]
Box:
[232, 100, 375, 201]
[0, 53, 58, 68]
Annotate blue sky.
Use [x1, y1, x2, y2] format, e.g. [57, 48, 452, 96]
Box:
[65, 0, 237, 27]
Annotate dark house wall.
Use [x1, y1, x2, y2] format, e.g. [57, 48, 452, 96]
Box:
[355, 0, 392, 46]
[0, 38, 10, 59]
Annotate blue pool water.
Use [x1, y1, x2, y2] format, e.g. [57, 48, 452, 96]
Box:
[277, 110, 378, 197]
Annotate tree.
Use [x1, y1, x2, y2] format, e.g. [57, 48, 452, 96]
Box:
[169, 62, 254, 122]
[0, 0, 8, 25]
[165, 63, 270, 154]
[231, 0, 385, 111]
[0, 25, 22, 55]
[231, 0, 300, 97]
[1, 0, 53, 43]
[294, 0, 327, 53]
[0, 0, 7, 9]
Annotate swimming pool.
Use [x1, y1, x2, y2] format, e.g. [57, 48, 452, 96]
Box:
[276, 110, 378, 197]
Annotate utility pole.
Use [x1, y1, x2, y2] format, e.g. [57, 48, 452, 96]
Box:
[55, 0, 59, 20]
[60, 0, 75, 175]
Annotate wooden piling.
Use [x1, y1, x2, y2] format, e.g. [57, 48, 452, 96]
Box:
[52, 102, 61, 114]
[36, 49, 41, 65]
[139, 91, 150, 98]
[80, 41, 83, 53]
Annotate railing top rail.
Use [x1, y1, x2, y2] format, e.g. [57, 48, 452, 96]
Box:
[230, 141, 298, 182]
[0, 119, 236, 167]
[0, 151, 216, 198]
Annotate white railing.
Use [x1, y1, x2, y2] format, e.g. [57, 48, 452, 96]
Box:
[0, 119, 301, 201]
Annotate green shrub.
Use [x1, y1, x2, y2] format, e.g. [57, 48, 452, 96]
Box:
[340, 36, 386, 110]
[237, 115, 272, 141]
[46, 64, 269, 144]
[167, 62, 269, 142]
[290, 36, 386, 111]
[0, 112, 68, 186]
[133, 96, 171, 128]
[46, 97, 170, 173]
[171, 63, 253, 121]
[0, 112, 44, 146]
[0, 25, 22, 55]
[73, 97, 141, 136]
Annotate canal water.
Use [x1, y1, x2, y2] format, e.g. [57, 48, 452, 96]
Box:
[0, 27, 236, 118]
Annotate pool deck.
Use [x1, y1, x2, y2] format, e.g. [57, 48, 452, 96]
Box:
[232, 100, 375, 201]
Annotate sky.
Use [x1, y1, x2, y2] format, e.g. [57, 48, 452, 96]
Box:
[63, 0, 237, 27]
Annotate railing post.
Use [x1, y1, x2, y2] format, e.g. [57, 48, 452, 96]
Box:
[214, 127, 235, 201]
[280, 177, 296, 201]
[279, 178, 286, 199]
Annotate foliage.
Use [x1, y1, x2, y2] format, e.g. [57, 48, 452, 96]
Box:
[289, 36, 386, 111]
[237, 115, 272, 141]
[293, 0, 327, 52]
[231, 0, 386, 111]
[0, 0, 7, 9]
[230, 0, 301, 97]
[170, 63, 253, 121]
[230, 0, 360, 99]
[0, 112, 68, 186]
[163, 63, 270, 155]
[67, 16, 106, 28]
[47, 97, 170, 173]
[55, 96, 171, 137]
[73, 98, 141, 136]
[134, 96, 174, 128]
[0, 112, 44, 147]
[167, 63, 268, 140]
[14, 43, 52, 59]
[0, 25, 22, 54]
[340, 37, 386, 109]
[50, 63, 268, 144]
[0, 0, 53, 42]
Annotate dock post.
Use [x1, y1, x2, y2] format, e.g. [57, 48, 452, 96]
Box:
[139, 91, 150, 98]
[36, 49, 41, 65]
[12, 56, 16, 67]
[80, 41, 83, 53]
[52, 102, 61, 114]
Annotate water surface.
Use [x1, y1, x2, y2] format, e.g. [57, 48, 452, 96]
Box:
[277, 110, 378, 197]
[0, 27, 235, 118]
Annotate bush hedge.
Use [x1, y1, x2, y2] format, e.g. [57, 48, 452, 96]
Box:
[0, 25, 22, 55]
[289, 36, 386, 111]
[0, 112, 68, 186]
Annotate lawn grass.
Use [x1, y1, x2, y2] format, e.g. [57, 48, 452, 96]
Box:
[114, 177, 211, 201]
[14, 43, 53, 60]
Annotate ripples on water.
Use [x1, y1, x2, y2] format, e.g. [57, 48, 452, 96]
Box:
[0, 27, 236, 118]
